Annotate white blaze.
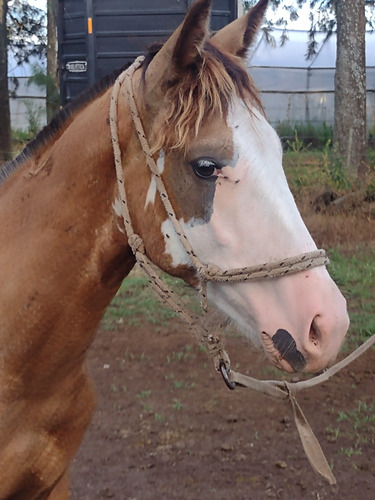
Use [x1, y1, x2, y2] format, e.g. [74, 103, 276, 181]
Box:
[160, 97, 316, 343]
[159, 97, 348, 372]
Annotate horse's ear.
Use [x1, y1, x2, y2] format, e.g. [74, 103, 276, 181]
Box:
[210, 0, 269, 58]
[172, 0, 211, 71]
[142, 0, 211, 102]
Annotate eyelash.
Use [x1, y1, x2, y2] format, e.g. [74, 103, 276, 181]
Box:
[191, 158, 221, 179]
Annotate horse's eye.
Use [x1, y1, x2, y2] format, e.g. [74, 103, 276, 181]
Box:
[191, 158, 219, 179]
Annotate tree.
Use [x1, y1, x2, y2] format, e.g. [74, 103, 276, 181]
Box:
[334, 0, 367, 178]
[245, 0, 375, 179]
[303, 0, 369, 178]
[7, 0, 46, 64]
[47, 0, 58, 121]
[26, 0, 59, 124]
[0, 0, 11, 162]
[0, 0, 45, 161]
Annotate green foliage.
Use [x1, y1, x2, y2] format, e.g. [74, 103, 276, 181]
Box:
[285, 130, 310, 153]
[7, 0, 46, 64]
[27, 65, 48, 89]
[277, 122, 333, 151]
[283, 151, 328, 190]
[266, 1, 375, 56]
[284, 142, 353, 193]
[136, 389, 151, 399]
[242, 0, 257, 11]
[24, 100, 42, 137]
[10, 100, 43, 151]
[166, 345, 196, 364]
[28, 63, 60, 120]
[337, 401, 375, 430]
[154, 413, 165, 422]
[329, 248, 375, 345]
[172, 398, 183, 410]
[320, 140, 352, 191]
[12, 128, 33, 143]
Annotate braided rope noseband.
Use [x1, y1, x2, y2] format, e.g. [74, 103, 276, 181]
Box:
[109, 57, 375, 485]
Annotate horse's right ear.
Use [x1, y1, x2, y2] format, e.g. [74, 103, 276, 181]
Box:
[141, 0, 212, 105]
[210, 0, 269, 58]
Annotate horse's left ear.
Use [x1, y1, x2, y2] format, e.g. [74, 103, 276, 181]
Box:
[210, 0, 269, 58]
[142, 0, 212, 103]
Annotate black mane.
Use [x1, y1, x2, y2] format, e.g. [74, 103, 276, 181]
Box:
[0, 65, 129, 185]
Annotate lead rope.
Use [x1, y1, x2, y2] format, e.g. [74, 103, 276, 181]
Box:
[109, 57, 375, 485]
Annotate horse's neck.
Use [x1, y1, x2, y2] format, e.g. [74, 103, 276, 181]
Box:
[0, 89, 135, 369]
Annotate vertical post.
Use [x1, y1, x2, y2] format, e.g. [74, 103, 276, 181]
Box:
[0, 0, 11, 161]
[47, 0, 59, 121]
[86, 0, 95, 87]
[305, 67, 311, 123]
[237, 0, 243, 17]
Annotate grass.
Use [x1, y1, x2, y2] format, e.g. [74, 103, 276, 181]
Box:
[336, 401, 375, 457]
[172, 398, 183, 410]
[102, 272, 197, 331]
[166, 345, 196, 364]
[325, 400, 375, 460]
[329, 248, 375, 346]
[102, 275, 173, 330]
[284, 151, 330, 190]
[284, 148, 356, 196]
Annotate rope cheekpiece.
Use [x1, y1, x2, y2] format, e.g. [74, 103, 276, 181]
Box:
[110, 58, 375, 486]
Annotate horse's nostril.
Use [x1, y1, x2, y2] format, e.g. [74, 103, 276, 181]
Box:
[272, 329, 307, 372]
[309, 317, 321, 347]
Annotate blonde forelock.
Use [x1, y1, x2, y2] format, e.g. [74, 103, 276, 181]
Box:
[148, 44, 262, 154]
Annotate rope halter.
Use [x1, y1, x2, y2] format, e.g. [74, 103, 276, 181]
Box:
[109, 57, 375, 486]
[110, 56, 329, 302]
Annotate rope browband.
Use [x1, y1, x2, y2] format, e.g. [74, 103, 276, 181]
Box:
[109, 57, 375, 486]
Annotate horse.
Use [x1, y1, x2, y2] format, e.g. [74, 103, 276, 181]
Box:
[0, 0, 349, 497]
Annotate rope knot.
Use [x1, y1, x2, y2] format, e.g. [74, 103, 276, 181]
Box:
[128, 234, 144, 254]
[198, 264, 221, 281]
[202, 332, 231, 372]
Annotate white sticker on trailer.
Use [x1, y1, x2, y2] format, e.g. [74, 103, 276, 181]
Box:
[66, 61, 88, 73]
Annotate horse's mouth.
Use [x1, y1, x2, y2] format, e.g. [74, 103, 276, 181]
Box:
[262, 329, 307, 373]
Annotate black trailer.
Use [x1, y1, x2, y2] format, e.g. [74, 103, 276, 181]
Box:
[57, 0, 238, 105]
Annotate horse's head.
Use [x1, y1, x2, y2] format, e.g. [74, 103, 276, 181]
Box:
[120, 0, 349, 374]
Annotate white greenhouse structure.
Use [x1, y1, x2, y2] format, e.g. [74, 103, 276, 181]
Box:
[8, 53, 47, 131]
[8, 28, 375, 137]
[247, 29, 375, 131]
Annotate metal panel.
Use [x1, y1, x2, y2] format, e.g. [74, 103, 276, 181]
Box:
[58, 0, 88, 103]
[58, 0, 238, 104]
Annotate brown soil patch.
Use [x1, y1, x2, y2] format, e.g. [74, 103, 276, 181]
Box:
[70, 322, 374, 499]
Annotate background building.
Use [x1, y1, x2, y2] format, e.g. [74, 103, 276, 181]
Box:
[8, 24, 375, 135]
[8, 52, 47, 131]
[248, 29, 375, 132]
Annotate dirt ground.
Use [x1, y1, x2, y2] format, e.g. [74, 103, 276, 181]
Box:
[70, 208, 375, 500]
